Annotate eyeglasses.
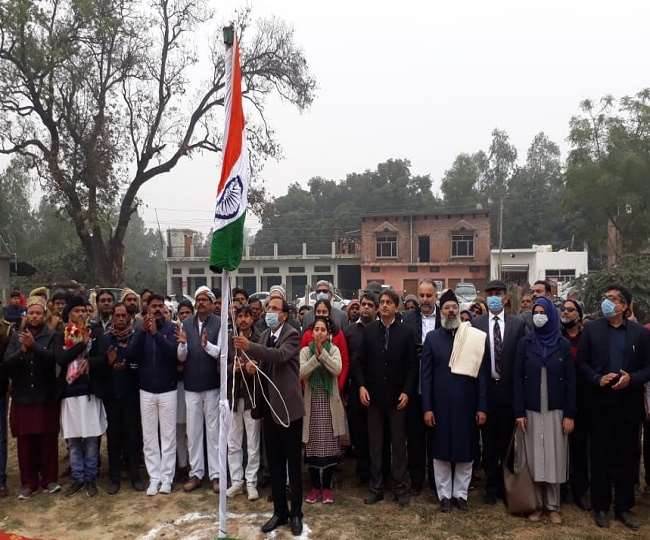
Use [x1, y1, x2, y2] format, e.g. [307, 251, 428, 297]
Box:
[316, 289, 329, 294]
[560, 307, 576, 313]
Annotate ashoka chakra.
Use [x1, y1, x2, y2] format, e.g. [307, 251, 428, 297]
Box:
[214, 175, 243, 219]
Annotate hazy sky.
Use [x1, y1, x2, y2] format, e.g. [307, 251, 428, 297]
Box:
[37, 1, 650, 234]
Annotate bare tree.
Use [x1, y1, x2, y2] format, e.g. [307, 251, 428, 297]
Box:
[0, 0, 315, 285]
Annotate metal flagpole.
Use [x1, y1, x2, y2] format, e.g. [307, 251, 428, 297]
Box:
[218, 271, 230, 538]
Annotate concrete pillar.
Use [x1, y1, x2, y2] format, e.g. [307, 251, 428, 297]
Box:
[331, 241, 336, 258]
[273, 243, 278, 257]
[302, 243, 307, 257]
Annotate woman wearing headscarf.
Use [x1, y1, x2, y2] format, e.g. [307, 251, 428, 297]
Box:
[300, 299, 349, 396]
[514, 296, 576, 524]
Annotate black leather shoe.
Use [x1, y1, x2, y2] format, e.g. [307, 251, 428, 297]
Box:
[364, 491, 384, 504]
[483, 493, 497, 505]
[106, 481, 120, 495]
[440, 497, 452, 513]
[593, 511, 609, 528]
[575, 494, 591, 511]
[261, 514, 287, 533]
[615, 511, 640, 530]
[454, 497, 469, 512]
[396, 493, 410, 507]
[131, 478, 145, 492]
[289, 516, 303, 536]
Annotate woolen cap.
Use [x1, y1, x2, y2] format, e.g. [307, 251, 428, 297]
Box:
[439, 289, 459, 308]
[485, 279, 507, 292]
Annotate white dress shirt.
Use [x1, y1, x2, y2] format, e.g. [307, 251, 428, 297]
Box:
[488, 310, 506, 379]
[421, 309, 438, 344]
[177, 317, 220, 361]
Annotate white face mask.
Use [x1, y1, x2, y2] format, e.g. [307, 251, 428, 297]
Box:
[532, 313, 548, 328]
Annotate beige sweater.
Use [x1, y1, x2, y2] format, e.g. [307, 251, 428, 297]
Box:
[299, 344, 348, 444]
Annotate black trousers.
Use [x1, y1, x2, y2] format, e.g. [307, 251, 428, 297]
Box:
[347, 384, 369, 482]
[482, 381, 513, 498]
[264, 415, 303, 519]
[569, 411, 590, 501]
[105, 397, 141, 483]
[308, 466, 334, 489]
[367, 403, 409, 495]
[406, 394, 433, 490]
[590, 409, 639, 513]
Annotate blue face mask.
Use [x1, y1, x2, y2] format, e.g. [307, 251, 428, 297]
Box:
[265, 312, 279, 329]
[601, 298, 617, 319]
[316, 292, 328, 301]
[486, 295, 503, 313]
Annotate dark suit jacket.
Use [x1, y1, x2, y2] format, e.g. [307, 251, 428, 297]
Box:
[247, 322, 304, 425]
[577, 317, 650, 422]
[354, 319, 417, 410]
[472, 312, 526, 406]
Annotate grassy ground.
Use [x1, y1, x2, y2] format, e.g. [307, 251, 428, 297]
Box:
[0, 437, 648, 539]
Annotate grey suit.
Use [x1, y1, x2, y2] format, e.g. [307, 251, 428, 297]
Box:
[247, 322, 304, 519]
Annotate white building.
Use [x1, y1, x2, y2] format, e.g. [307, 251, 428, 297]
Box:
[491, 245, 588, 292]
[165, 229, 361, 300]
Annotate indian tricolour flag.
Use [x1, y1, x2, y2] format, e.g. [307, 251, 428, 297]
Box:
[210, 34, 248, 273]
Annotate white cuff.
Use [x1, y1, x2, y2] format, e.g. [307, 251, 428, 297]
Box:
[177, 342, 188, 362]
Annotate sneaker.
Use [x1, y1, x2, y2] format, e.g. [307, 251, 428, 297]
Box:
[305, 488, 321, 504]
[322, 489, 334, 504]
[86, 481, 98, 497]
[18, 487, 32, 500]
[212, 478, 220, 494]
[65, 481, 84, 497]
[159, 481, 172, 495]
[247, 485, 259, 501]
[146, 481, 160, 496]
[226, 483, 244, 498]
[45, 482, 61, 494]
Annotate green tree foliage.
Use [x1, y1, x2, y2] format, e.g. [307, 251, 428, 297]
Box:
[0, 1, 315, 285]
[564, 90, 650, 257]
[0, 159, 33, 253]
[502, 132, 567, 248]
[440, 152, 486, 207]
[573, 254, 650, 321]
[254, 159, 439, 252]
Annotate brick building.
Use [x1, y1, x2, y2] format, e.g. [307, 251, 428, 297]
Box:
[360, 208, 491, 295]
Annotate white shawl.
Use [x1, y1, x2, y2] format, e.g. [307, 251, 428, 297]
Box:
[448, 321, 487, 378]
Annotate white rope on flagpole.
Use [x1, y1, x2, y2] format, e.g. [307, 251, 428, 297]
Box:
[218, 271, 230, 538]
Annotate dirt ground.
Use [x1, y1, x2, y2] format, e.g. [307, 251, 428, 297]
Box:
[0, 438, 648, 540]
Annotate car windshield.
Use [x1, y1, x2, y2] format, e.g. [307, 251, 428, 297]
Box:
[455, 285, 475, 295]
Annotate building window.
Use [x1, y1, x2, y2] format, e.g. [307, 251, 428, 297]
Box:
[451, 233, 474, 258]
[429, 266, 440, 273]
[288, 266, 305, 273]
[370, 266, 381, 273]
[376, 234, 397, 258]
[469, 266, 481, 273]
[545, 269, 576, 282]
[418, 235, 430, 263]
[314, 265, 331, 273]
[238, 267, 254, 274]
[172, 268, 182, 275]
[408, 265, 418, 273]
[188, 267, 205, 275]
[263, 267, 280, 274]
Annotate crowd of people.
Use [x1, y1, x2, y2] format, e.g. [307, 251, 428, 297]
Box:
[1, 277, 650, 536]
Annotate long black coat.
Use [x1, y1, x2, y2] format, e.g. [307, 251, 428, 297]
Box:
[421, 327, 488, 463]
[354, 319, 417, 410]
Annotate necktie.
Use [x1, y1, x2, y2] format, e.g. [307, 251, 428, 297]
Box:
[268, 334, 277, 348]
[493, 316, 503, 376]
[383, 324, 390, 352]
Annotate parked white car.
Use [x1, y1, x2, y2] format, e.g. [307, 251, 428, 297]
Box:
[297, 291, 346, 310]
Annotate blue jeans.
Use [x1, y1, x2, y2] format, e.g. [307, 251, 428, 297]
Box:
[0, 396, 6, 487]
[68, 437, 99, 483]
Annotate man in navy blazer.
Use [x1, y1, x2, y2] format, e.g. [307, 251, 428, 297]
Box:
[578, 284, 650, 530]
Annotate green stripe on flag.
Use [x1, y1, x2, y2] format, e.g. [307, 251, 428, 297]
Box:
[210, 212, 245, 272]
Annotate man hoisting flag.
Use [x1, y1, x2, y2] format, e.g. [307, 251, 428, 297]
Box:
[210, 24, 247, 538]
